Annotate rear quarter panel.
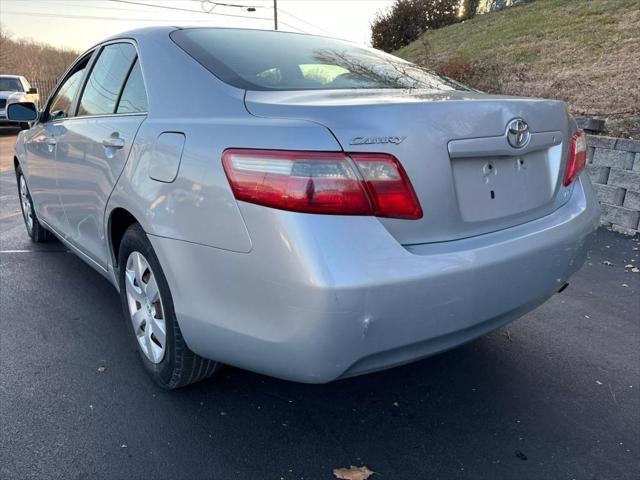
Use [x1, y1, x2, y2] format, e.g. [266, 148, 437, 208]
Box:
[108, 114, 342, 254]
[106, 28, 343, 258]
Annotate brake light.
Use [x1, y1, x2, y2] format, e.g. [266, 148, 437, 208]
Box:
[222, 149, 422, 219]
[349, 153, 423, 219]
[563, 130, 587, 186]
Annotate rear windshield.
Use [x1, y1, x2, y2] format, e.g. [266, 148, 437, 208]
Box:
[170, 28, 467, 92]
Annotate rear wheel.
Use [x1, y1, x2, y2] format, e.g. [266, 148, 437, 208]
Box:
[118, 223, 220, 389]
[16, 166, 53, 242]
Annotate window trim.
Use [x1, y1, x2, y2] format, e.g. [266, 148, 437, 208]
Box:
[75, 40, 143, 119]
[42, 49, 97, 124]
[114, 57, 147, 114]
[42, 38, 150, 125]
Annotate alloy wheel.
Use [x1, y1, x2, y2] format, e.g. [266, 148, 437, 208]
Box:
[124, 251, 167, 364]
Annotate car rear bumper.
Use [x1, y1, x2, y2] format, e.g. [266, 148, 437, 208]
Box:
[149, 174, 600, 383]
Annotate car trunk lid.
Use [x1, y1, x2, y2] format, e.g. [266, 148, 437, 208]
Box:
[244, 89, 574, 244]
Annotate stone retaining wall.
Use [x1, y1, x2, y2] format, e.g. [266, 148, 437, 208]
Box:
[586, 135, 640, 235]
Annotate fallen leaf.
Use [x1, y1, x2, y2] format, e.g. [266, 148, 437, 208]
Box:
[632, 268, 639, 273]
[333, 466, 374, 480]
[602, 261, 613, 266]
[97, 366, 106, 373]
[596, 380, 603, 385]
[515, 450, 528, 461]
[625, 264, 634, 268]
[622, 283, 629, 287]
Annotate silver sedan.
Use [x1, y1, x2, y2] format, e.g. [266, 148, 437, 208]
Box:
[8, 27, 600, 388]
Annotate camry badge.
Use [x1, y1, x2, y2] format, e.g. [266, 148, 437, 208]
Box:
[350, 136, 406, 146]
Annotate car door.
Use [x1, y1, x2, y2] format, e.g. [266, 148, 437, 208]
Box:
[55, 41, 147, 269]
[22, 54, 92, 234]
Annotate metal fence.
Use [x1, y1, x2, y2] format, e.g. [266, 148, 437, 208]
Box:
[30, 79, 59, 103]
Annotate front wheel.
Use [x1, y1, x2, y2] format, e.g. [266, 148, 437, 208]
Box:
[16, 166, 53, 242]
[118, 223, 220, 389]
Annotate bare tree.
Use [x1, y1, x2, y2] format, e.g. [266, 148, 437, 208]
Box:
[0, 26, 79, 82]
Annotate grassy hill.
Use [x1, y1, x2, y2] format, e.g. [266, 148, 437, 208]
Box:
[395, 0, 640, 138]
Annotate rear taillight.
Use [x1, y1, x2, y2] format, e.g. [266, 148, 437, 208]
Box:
[349, 153, 423, 219]
[222, 149, 422, 219]
[563, 130, 587, 186]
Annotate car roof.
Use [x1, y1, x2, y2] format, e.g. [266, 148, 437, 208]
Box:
[103, 25, 177, 41]
[100, 25, 333, 46]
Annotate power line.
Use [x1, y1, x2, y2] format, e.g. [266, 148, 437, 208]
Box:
[107, 0, 271, 20]
[278, 21, 305, 33]
[110, 0, 311, 33]
[0, 10, 222, 22]
[278, 7, 335, 36]
[189, 0, 266, 9]
[3, 9, 306, 33]
[3, 0, 314, 34]
[4, 0, 161, 15]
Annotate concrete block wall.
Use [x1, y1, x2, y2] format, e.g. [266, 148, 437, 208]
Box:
[586, 135, 640, 235]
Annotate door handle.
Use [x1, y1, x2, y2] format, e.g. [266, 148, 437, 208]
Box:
[45, 138, 57, 146]
[102, 136, 125, 149]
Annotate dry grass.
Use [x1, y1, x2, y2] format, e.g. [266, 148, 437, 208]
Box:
[396, 0, 640, 138]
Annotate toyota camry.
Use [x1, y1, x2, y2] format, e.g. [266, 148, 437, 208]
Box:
[8, 27, 600, 388]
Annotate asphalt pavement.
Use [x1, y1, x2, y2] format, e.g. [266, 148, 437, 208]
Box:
[1, 129, 639, 480]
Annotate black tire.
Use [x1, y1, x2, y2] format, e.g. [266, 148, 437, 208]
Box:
[118, 223, 220, 389]
[16, 166, 53, 243]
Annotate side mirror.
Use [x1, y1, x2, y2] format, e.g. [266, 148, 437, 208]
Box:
[49, 110, 66, 121]
[6, 102, 39, 122]
[28, 87, 38, 95]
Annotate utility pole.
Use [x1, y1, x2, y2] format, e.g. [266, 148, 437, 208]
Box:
[273, 0, 278, 30]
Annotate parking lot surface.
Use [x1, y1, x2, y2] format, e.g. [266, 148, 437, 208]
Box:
[1, 129, 639, 479]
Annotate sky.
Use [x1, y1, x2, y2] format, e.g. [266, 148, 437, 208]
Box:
[0, 0, 395, 51]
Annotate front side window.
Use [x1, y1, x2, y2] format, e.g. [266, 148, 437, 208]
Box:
[78, 43, 136, 116]
[48, 64, 87, 120]
[116, 59, 148, 114]
[171, 28, 468, 92]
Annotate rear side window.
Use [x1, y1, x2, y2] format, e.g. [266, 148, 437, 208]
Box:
[171, 28, 468, 92]
[78, 43, 136, 116]
[116, 60, 147, 113]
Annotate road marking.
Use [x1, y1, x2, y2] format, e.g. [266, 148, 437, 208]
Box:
[0, 249, 67, 253]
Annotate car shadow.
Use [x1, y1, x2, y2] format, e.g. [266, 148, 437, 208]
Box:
[0, 126, 21, 136]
